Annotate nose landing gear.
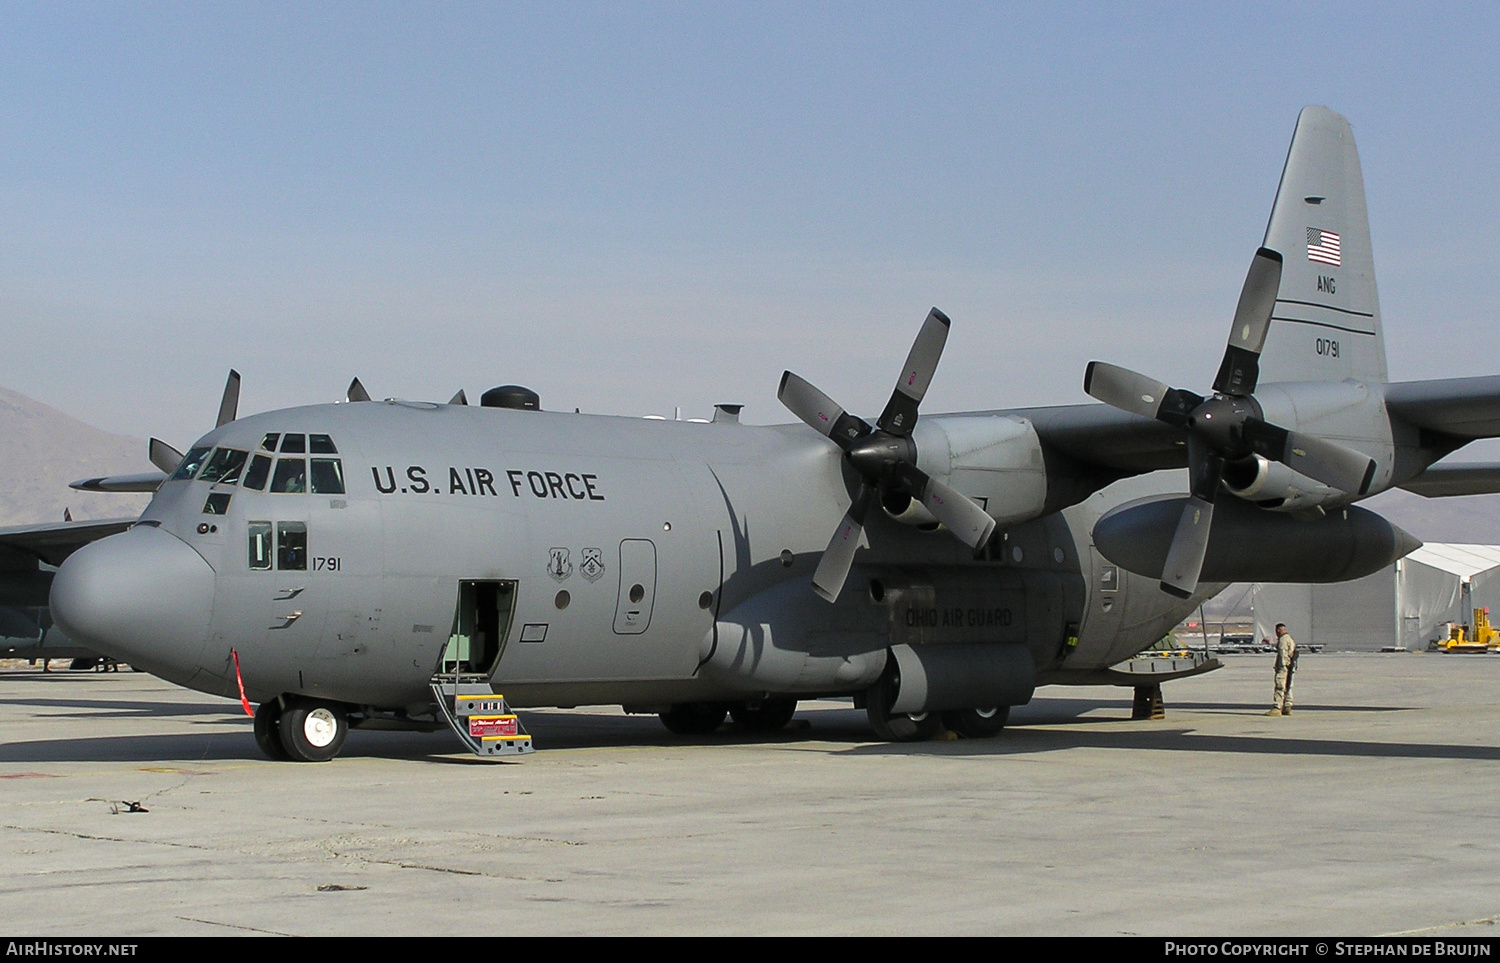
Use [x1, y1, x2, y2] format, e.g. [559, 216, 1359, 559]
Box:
[253, 699, 290, 761]
[254, 696, 349, 762]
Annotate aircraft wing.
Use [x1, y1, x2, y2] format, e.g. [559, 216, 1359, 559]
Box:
[1384, 376, 1500, 439]
[0, 518, 138, 567]
[1009, 376, 1500, 486]
[1003, 403, 1187, 475]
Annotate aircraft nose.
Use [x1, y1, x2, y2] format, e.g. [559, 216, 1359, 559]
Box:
[50, 525, 215, 680]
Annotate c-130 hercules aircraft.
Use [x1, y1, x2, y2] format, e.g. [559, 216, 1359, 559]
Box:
[43, 106, 1500, 761]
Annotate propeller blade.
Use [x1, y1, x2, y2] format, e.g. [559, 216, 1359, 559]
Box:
[1159, 495, 1216, 598]
[1212, 247, 1284, 396]
[347, 378, 371, 403]
[148, 438, 184, 475]
[876, 307, 950, 437]
[1285, 430, 1378, 495]
[919, 477, 998, 549]
[811, 487, 873, 603]
[216, 369, 241, 428]
[1159, 437, 1227, 597]
[449, 389, 468, 406]
[1083, 362, 1203, 427]
[1240, 418, 1378, 495]
[1083, 362, 1174, 420]
[779, 371, 869, 446]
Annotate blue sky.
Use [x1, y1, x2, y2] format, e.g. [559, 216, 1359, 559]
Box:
[3, 2, 1497, 450]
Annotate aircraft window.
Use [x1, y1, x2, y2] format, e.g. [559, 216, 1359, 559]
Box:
[309, 458, 345, 494]
[277, 521, 307, 571]
[271, 458, 307, 493]
[198, 448, 249, 485]
[280, 433, 306, 454]
[260, 433, 280, 452]
[203, 492, 232, 515]
[170, 446, 213, 481]
[243, 454, 272, 491]
[309, 434, 338, 454]
[248, 521, 272, 570]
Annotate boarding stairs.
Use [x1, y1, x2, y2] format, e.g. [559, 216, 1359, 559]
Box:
[430, 673, 534, 759]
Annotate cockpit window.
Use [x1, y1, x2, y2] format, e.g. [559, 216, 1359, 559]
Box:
[271, 458, 307, 493]
[309, 434, 338, 454]
[243, 454, 272, 491]
[203, 492, 232, 515]
[198, 448, 249, 485]
[248, 521, 272, 570]
[260, 433, 280, 452]
[309, 458, 345, 494]
[169, 446, 213, 481]
[280, 433, 306, 454]
[278, 521, 307, 571]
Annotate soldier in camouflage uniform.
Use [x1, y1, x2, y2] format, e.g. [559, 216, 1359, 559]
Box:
[1265, 623, 1298, 716]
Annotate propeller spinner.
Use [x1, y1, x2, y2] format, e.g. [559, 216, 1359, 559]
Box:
[779, 308, 996, 603]
[1084, 247, 1377, 598]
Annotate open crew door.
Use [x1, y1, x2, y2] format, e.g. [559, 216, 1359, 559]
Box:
[441, 580, 519, 676]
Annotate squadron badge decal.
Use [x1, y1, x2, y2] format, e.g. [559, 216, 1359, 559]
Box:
[580, 547, 605, 582]
[547, 547, 573, 582]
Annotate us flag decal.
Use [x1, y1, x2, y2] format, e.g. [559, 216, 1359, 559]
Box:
[1307, 227, 1342, 267]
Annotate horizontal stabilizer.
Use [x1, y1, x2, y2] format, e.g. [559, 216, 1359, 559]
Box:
[70, 472, 168, 493]
[1398, 462, 1500, 498]
[1385, 375, 1500, 439]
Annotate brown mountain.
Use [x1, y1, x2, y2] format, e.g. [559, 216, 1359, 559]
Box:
[0, 387, 152, 526]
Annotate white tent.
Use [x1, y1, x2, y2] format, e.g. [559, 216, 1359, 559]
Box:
[1252, 543, 1500, 651]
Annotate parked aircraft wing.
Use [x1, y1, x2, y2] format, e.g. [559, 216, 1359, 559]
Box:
[0, 518, 138, 567]
[1384, 376, 1500, 439]
[998, 404, 1188, 475]
[1398, 462, 1500, 498]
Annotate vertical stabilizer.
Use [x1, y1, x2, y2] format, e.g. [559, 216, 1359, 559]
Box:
[1257, 106, 1387, 385]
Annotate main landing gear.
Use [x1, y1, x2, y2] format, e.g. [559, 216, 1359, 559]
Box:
[254, 696, 349, 762]
[864, 660, 1011, 742]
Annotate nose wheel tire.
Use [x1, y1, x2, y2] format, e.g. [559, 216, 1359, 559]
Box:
[659, 702, 728, 736]
[253, 699, 290, 761]
[942, 706, 1010, 738]
[277, 697, 349, 762]
[730, 698, 798, 733]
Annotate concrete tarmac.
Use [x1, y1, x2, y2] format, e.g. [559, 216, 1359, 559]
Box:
[1, 654, 1498, 936]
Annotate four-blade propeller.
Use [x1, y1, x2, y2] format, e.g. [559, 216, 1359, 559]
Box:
[1083, 246, 1377, 598]
[779, 308, 996, 603]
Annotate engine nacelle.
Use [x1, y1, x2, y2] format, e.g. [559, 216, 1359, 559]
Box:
[1221, 454, 1344, 512]
[894, 416, 1047, 527]
[1094, 494, 1421, 584]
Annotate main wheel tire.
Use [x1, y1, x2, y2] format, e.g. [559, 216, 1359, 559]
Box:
[865, 663, 942, 742]
[254, 699, 291, 761]
[659, 702, 728, 736]
[278, 698, 348, 762]
[942, 706, 1010, 738]
[730, 698, 798, 733]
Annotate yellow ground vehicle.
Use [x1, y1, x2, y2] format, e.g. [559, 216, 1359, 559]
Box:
[1432, 608, 1500, 653]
